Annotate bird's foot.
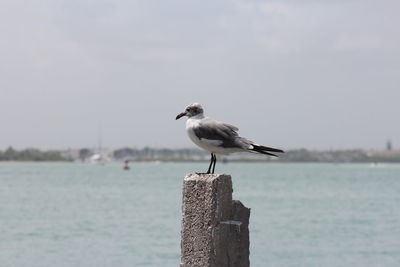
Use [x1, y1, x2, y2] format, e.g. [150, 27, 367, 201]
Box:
[195, 172, 211, 175]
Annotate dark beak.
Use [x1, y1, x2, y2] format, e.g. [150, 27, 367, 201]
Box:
[176, 112, 186, 120]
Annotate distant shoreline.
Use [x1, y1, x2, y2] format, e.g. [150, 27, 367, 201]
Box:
[1, 147, 399, 163]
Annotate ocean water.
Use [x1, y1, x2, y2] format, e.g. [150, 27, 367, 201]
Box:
[0, 162, 399, 267]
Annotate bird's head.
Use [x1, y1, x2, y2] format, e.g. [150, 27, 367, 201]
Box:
[176, 103, 204, 120]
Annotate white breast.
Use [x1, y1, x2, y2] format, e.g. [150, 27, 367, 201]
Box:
[186, 117, 208, 149]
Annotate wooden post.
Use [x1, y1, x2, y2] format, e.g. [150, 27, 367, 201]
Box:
[181, 174, 250, 267]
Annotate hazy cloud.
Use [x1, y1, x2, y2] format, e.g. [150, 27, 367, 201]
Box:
[0, 0, 399, 150]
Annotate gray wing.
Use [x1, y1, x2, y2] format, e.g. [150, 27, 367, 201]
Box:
[193, 118, 251, 149]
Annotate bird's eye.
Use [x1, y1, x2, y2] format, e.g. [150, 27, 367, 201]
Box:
[186, 108, 190, 112]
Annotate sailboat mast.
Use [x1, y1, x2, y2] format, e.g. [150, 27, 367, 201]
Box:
[98, 121, 102, 154]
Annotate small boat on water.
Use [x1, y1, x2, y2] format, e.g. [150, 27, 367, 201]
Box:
[90, 153, 109, 165]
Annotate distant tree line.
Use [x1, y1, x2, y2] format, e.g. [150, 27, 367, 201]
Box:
[0, 147, 69, 161]
[283, 149, 400, 163]
[111, 147, 400, 163]
[112, 147, 208, 161]
[2, 146, 400, 163]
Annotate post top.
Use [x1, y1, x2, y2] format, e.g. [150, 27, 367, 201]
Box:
[184, 173, 231, 182]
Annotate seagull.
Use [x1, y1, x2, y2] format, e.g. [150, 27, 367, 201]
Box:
[176, 103, 284, 174]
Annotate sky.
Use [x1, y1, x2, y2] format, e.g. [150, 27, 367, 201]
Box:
[1, 0, 399, 151]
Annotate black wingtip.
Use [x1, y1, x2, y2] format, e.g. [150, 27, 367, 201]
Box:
[257, 145, 284, 153]
[251, 144, 284, 156]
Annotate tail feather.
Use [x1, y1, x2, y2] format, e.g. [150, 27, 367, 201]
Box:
[251, 144, 284, 157]
[257, 145, 284, 153]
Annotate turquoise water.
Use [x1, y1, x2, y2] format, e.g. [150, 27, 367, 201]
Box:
[0, 162, 399, 267]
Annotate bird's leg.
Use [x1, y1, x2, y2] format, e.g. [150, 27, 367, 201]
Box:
[206, 153, 214, 174]
[211, 154, 217, 174]
[195, 153, 215, 175]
